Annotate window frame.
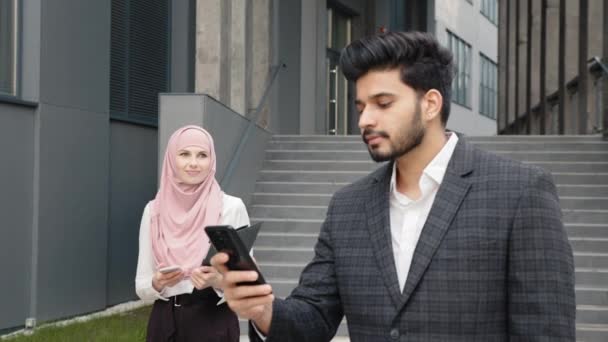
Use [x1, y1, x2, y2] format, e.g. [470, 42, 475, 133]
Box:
[480, 0, 498, 26]
[479, 53, 498, 120]
[0, 0, 19, 98]
[447, 31, 472, 108]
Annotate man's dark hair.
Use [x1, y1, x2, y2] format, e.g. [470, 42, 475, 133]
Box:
[340, 31, 454, 125]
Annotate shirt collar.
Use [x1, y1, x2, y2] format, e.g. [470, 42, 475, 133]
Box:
[389, 132, 459, 197]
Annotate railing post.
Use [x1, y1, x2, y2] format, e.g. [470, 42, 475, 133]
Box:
[604, 0, 608, 140]
[220, 63, 286, 188]
[578, 0, 589, 134]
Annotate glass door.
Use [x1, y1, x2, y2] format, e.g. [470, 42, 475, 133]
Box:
[326, 7, 351, 135]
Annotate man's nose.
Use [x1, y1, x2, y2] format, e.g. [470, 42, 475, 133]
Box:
[358, 108, 376, 129]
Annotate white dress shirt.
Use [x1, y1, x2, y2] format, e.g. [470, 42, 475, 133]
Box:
[135, 193, 250, 302]
[389, 133, 458, 291]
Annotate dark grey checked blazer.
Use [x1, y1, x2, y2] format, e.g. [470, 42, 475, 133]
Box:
[251, 138, 575, 342]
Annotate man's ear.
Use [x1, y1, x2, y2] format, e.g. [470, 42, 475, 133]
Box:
[422, 89, 443, 122]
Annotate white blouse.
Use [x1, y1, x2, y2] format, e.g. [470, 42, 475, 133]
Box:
[135, 193, 250, 303]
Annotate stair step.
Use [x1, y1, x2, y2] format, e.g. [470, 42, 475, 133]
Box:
[263, 159, 608, 173]
[270, 134, 604, 143]
[252, 193, 332, 206]
[251, 205, 327, 220]
[575, 253, 608, 268]
[561, 197, 608, 210]
[253, 218, 323, 234]
[558, 185, 608, 197]
[563, 210, 608, 225]
[258, 262, 307, 279]
[576, 269, 608, 286]
[255, 181, 347, 194]
[267, 141, 608, 152]
[257, 232, 319, 247]
[576, 287, 608, 306]
[252, 193, 608, 209]
[577, 305, 608, 325]
[265, 150, 608, 162]
[258, 170, 608, 184]
[566, 224, 608, 239]
[576, 323, 608, 342]
[253, 246, 314, 264]
[570, 238, 608, 253]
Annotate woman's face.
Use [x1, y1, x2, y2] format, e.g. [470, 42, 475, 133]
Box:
[174, 146, 211, 185]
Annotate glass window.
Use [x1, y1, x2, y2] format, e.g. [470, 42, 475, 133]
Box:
[481, 0, 498, 25]
[479, 53, 498, 119]
[447, 31, 471, 108]
[0, 0, 17, 95]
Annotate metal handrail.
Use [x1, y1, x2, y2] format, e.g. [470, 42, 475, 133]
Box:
[588, 56, 608, 76]
[248, 62, 287, 124]
[220, 62, 286, 188]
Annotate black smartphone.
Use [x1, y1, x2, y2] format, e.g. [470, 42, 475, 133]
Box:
[205, 225, 267, 286]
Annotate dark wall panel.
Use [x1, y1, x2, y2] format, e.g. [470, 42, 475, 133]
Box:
[106, 122, 157, 305]
[0, 104, 35, 330]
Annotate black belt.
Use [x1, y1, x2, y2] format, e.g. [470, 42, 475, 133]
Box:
[170, 288, 217, 307]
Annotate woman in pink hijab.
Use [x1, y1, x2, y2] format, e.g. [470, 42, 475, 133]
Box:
[135, 125, 249, 341]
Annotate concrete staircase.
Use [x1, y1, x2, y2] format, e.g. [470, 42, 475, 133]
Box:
[246, 134, 608, 341]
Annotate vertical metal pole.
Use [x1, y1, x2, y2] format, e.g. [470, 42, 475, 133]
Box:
[539, 0, 547, 134]
[604, 0, 608, 139]
[515, 0, 521, 133]
[558, 0, 566, 134]
[578, 0, 589, 134]
[504, 0, 511, 133]
[525, 0, 532, 134]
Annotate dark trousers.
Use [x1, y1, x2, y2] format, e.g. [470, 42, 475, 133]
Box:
[146, 288, 239, 342]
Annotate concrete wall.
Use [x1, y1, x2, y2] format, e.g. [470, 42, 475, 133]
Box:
[0, 103, 35, 330]
[274, 0, 301, 134]
[435, 0, 498, 135]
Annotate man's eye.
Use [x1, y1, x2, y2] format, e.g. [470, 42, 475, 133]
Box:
[378, 102, 391, 108]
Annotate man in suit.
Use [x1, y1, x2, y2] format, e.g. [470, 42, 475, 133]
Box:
[211, 31, 575, 341]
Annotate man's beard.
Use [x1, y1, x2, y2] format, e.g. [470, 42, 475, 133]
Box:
[362, 104, 425, 163]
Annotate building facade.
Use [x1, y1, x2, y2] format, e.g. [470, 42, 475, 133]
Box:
[497, 0, 608, 136]
[0, 0, 499, 331]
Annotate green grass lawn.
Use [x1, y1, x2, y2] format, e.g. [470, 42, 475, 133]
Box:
[3, 306, 152, 342]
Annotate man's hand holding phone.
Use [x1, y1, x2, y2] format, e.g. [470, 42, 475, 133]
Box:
[211, 251, 274, 335]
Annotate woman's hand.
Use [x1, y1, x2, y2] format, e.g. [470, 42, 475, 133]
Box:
[152, 269, 183, 292]
[190, 266, 223, 290]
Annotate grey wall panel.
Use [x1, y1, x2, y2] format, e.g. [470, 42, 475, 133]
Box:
[20, 0, 41, 102]
[276, 0, 301, 134]
[0, 104, 35, 330]
[35, 105, 109, 321]
[106, 122, 158, 305]
[38, 0, 110, 113]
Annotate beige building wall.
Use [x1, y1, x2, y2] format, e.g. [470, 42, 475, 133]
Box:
[194, 0, 272, 118]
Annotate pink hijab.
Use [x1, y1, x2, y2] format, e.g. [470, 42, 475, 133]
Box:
[149, 125, 223, 275]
